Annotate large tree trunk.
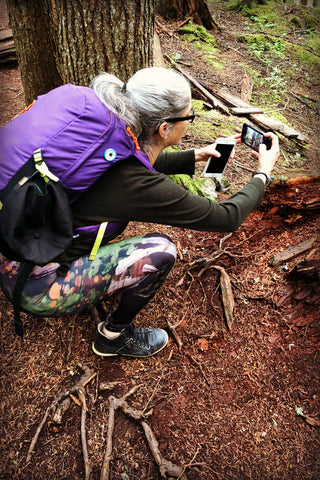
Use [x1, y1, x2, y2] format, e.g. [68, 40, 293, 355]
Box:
[54, 0, 154, 86]
[6, 0, 62, 105]
[6, 0, 154, 105]
[156, 0, 217, 30]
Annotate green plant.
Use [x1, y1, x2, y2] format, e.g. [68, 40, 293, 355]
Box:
[264, 66, 286, 88]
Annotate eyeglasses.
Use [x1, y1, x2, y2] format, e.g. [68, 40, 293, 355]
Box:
[154, 108, 196, 133]
[163, 108, 196, 125]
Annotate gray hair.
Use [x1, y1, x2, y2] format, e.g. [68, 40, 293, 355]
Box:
[90, 67, 191, 151]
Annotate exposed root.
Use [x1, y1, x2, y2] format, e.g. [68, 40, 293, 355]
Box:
[100, 385, 188, 480]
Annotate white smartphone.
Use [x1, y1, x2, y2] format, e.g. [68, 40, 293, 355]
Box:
[202, 138, 236, 180]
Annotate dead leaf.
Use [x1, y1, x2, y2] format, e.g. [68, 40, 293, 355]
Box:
[305, 416, 320, 427]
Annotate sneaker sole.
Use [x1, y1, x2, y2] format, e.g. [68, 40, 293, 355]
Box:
[91, 332, 169, 358]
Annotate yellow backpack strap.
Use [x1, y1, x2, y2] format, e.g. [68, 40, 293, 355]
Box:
[88, 222, 108, 261]
[33, 148, 59, 183]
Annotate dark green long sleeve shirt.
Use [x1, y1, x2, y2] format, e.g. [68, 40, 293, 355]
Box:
[55, 149, 265, 275]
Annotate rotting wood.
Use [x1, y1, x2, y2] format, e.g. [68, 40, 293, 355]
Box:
[230, 107, 264, 115]
[164, 53, 230, 115]
[212, 265, 234, 330]
[164, 53, 308, 143]
[213, 89, 308, 143]
[272, 237, 316, 267]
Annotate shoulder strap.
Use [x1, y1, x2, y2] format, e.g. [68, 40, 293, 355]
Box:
[12, 263, 34, 338]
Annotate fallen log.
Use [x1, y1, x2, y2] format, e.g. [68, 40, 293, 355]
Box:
[0, 29, 16, 65]
[214, 89, 308, 143]
[164, 53, 230, 115]
[230, 107, 264, 115]
[272, 238, 316, 267]
[164, 54, 308, 143]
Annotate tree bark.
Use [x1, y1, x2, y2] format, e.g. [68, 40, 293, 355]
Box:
[6, 0, 154, 104]
[54, 0, 154, 86]
[156, 0, 217, 30]
[6, 0, 62, 105]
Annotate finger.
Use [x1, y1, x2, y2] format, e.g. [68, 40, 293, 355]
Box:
[259, 143, 267, 154]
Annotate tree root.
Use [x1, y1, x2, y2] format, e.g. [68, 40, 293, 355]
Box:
[26, 374, 188, 479]
[26, 366, 96, 466]
[100, 385, 188, 480]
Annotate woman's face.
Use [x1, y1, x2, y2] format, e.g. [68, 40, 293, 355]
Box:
[165, 100, 193, 146]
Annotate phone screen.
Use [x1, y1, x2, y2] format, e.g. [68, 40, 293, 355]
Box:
[242, 124, 272, 151]
[205, 143, 234, 173]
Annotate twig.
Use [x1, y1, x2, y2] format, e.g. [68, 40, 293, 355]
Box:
[232, 160, 255, 173]
[186, 353, 211, 387]
[26, 367, 96, 464]
[177, 445, 201, 480]
[219, 233, 233, 250]
[65, 314, 77, 364]
[166, 315, 186, 352]
[26, 407, 52, 463]
[142, 369, 166, 415]
[78, 388, 91, 480]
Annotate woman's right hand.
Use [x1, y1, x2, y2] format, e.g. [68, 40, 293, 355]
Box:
[252, 132, 280, 175]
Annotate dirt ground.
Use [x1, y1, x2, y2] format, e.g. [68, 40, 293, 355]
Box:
[0, 2, 319, 480]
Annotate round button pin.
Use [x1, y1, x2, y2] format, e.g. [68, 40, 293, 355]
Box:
[104, 149, 117, 161]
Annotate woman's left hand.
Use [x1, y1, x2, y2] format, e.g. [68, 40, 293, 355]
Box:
[194, 133, 241, 163]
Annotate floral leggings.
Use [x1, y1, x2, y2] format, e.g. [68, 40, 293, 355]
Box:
[0, 233, 177, 331]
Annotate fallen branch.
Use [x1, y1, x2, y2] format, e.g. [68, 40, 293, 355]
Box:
[164, 53, 230, 115]
[213, 89, 308, 143]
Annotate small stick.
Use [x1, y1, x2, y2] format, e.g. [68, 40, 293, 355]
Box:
[78, 388, 91, 480]
[26, 407, 52, 463]
[26, 367, 96, 464]
[166, 316, 185, 352]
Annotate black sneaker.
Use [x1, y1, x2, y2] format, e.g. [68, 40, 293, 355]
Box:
[92, 322, 168, 357]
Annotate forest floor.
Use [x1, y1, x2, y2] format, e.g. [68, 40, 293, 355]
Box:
[0, 1, 320, 479]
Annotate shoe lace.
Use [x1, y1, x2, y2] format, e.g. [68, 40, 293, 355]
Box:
[124, 327, 151, 350]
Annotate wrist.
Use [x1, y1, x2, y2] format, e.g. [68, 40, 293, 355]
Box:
[252, 170, 272, 187]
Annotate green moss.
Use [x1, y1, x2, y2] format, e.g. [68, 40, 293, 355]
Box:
[188, 101, 237, 140]
[288, 44, 320, 82]
[205, 55, 225, 69]
[238, 33, 286, 58]
[167, 174, 216, 200]
[178, 21, 218, 46]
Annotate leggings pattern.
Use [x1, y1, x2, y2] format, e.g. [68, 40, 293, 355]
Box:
[0, 234, 176, 329]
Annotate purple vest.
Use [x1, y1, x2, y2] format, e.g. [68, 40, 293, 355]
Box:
[0, 84, 155, 240]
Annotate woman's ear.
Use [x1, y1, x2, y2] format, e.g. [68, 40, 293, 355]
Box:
[158, 122, 168, 139]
